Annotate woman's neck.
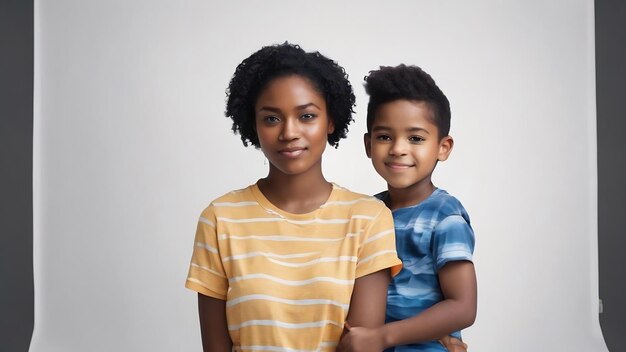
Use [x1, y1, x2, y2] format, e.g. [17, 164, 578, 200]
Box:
[258, 162, 332, 214]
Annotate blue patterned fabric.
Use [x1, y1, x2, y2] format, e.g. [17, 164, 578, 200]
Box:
[376, 188, 475, 352]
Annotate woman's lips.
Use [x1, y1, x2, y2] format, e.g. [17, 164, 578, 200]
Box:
[278, 147, 306, 158]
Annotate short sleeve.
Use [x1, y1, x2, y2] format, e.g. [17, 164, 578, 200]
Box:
[355, 205, 402, 278]
[185, 205, 228, 300]
[432, 214, 475, 271]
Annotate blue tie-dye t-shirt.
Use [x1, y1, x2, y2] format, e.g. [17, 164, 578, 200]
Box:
[376, 188, 475, 352]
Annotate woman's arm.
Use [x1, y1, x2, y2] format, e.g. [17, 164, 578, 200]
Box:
[337, 269, 390, 352]
[345, 268, 391, 328]
[198, 293, 233, 352]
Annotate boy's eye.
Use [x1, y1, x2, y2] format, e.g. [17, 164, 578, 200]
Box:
[409, 136, 425, 143]
[375, 135, 392, 141]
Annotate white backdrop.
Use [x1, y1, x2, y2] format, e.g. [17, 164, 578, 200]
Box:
[31, 0, 608, 351]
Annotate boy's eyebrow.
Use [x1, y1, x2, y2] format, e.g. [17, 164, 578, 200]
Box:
[372, 126, 430, 134]
[407, 127, 430, 134]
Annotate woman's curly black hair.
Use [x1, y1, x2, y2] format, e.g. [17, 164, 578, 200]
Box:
[364, 64, 451, 139]
[226, 42, 355, 148]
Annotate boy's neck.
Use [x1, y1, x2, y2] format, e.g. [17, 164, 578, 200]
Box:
[385, 179, 436, 211]
[258, 162, 332, 214]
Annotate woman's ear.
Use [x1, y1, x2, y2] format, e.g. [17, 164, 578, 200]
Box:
[438, 135, 454, 161]
[327, 118, 335, 135]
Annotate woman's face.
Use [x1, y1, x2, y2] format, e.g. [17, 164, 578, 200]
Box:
[254, 75, 334, 176]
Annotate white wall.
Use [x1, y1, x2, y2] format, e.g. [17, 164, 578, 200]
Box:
[31, 1, 608, 351]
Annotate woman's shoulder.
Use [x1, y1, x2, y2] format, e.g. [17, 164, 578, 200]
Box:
[212, 185, 256, 203]
[199, 184, 257, 217]
[329, 183, 387, 214]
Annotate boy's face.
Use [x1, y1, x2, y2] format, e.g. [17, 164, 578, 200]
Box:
[365, 100, 453, 192]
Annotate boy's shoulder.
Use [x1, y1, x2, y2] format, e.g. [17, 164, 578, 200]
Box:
[381, 188, 470, 222]
[427, 189, 469, 218]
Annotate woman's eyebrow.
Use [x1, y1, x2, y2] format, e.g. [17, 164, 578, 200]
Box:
[257, 106, 282, 113]
[296, 103, 321, 110]
[257, 103, 320, 113]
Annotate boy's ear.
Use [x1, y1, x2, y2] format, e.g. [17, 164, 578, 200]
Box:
[364, 133, 372, 158]
[438, 136, 454, 161]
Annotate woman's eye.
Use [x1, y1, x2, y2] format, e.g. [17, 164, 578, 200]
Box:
[300, 113, 316, 120]
[409, 136, 425, 143]
[264, 116, 280, 123]
[376, 135, 391, 141]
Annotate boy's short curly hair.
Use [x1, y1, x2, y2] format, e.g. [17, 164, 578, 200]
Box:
[226, 42, 356, 148]
[364, 64, 451, 139]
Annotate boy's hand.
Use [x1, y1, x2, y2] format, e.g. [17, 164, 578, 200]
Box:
[439, 335, 468, 352]
[337, 322, 386, 352]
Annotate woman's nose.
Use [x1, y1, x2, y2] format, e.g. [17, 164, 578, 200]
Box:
[279, 117, 300, 141]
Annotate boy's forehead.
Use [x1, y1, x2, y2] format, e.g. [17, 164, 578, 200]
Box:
[372, 99, 438, 128]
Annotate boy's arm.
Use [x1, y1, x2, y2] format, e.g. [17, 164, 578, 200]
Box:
[198, 293, 233, 352]
[381, 260, 476, 347]
[338, 261, 476, 352]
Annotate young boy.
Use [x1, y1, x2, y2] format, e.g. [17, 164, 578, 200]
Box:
[339, 65, 477, 352]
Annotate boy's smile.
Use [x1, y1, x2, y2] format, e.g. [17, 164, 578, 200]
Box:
[365, 99, 453, 203]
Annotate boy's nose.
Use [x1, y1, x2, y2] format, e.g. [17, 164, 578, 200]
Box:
[389, 140, 408, 155]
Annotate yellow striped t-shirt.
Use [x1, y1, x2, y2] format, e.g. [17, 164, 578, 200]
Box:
[185, 183, 401, 352]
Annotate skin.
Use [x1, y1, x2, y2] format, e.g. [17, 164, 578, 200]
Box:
[337, 100, 477, 352]
[198, 294, 231, 352]
[254, 75, 334, 213]
[198, 74, 392, 351]
[365, 100, 453, 210]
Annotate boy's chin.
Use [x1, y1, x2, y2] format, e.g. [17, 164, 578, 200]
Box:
[385, 177, 430, 191]
[386, 181, 416, 190]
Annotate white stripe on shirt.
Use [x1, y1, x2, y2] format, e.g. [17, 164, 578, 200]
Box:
[226, 294, 349, 310]
[229, 319, 341, 331]
[363, 229, 394, 245]
[229, 273, 354, 286]
[190, 262, 226, 278]
[357, 250, 398, 266]
[198, 217, 215, 227]
[267, 256, 357, 268]
[219, 233, 360, 242]
[222, 251, 318, 262]
[195, 241, 218, 253]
